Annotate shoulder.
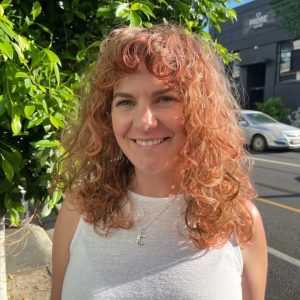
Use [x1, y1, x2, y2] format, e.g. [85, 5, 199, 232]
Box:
[53, 193, 82, 250]
[243, 200, 266, 247]
[240, 200, 268, 300]
[51, 193, 82, 299]
[52, 193, 82, 267]
[241, 200, 267, 259]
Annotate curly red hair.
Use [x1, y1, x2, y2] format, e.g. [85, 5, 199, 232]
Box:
[56, 24, 255, 248]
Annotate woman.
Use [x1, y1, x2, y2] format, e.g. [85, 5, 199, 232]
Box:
[51, 24, 267, 300]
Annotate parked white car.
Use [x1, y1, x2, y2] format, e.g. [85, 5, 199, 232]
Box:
[239, 110, 300, 151]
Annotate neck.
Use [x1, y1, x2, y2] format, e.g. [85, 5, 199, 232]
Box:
[129, 170, 180, 198]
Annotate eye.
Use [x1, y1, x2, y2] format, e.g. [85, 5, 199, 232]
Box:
[156, 96, 175, 104]
[115, 99, 135, 108]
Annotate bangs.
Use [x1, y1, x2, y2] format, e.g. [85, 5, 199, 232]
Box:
[113, 28, 195, 82]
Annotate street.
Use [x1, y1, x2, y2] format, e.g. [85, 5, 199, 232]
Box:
[251, 149, 300, 300]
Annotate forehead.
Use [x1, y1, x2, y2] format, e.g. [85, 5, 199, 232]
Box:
[113, 64, 177, 93]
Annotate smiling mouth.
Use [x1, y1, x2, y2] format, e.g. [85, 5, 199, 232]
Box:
[134, 138, 170, 146]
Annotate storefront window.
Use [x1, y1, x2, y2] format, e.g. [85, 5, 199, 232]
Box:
[229, 59, 240, 90]
[278, 41, 299, 82]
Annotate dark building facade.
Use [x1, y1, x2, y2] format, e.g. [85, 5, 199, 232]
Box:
[212, 0, 300, 111]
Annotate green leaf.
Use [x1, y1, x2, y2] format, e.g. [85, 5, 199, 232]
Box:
[11, 114, 22, 135]
[37, 84, 46, 93]
[74, 10, 86, 20]
[24, 78, 32, 89]
[41, 98, 48, 113]
[52, 190, 62, 204]
[41, 202, 52, 218]
[45, 49, 61, 72]
[1, 156, 14, 182]
[139, 4, 156, 18]
[4, 193, 12, 208]
[31, 49, 46, 69]
[1, 148, 22, 171]
[50, 115, 64, 128]
[45, 49, 61, 65]
[96, 6, 112, 17]
[131, 3, 142, 10]
[12, 42, 28, 64]
[10, 149, 22, 170]
[9, 207, 20, 226]
[0, 36, 13, 59]
[129, 10, 142, 26]
[227, 9, 237, 21]
[143, 21, 153, 28]
[0, 5, 4, 17]
[0, 17, 15, 39]
[54, 64, 60, 85]
[0, 94, 6, 116]
[35, 139, 60, 148]
[1, 1, 12, 10]
[31, 1, 42, 21]
[15, 35, 30, 52]
[27, 115, 45, 128]
[76, 49, 86, 61]
[15, 71, 29, 78]
[115, 3, 129, 17]
[13, 202, 26, 213]
[35, 22, 52, 37]
[24, 105, 35, 118]
[177, 0, 190, 19]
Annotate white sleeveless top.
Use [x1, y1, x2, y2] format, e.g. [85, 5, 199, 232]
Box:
[62, 191, 243, 300]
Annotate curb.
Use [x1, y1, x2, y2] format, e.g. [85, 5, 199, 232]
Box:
[0, 216, 7, 300]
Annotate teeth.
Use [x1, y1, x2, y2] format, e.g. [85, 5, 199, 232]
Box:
[135, 138, 165, 146]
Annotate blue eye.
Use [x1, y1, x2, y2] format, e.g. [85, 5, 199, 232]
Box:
[157, 96, 174, 103]
[116, 100, 135, 107]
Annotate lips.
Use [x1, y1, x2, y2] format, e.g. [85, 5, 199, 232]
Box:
[134, 137, 169, 146]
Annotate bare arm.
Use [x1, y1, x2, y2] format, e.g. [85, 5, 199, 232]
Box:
[51, 194, 81, 300]
[241, 201, 268, 300]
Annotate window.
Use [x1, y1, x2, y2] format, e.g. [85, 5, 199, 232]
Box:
[246, 112, 278, 124]
[228, 58, 240, 90]
[278, 40, 300, 82]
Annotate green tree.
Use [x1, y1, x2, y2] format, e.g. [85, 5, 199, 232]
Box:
[1, 0, 240, 226]
[271, 0, 300, 39]
[0, 0, 77, 225]
[256, 97, 290, 122]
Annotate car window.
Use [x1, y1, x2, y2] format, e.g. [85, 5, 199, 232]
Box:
[246, 113, 278, 124]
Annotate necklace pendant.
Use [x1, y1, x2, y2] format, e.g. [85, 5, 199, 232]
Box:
[136, 231, 146, 246]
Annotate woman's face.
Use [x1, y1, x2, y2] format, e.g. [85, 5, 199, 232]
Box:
[111, 64, 186, 177]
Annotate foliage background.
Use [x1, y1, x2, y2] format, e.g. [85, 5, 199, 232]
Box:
[256, 97, 291, 123]
[271, 0, 300, 40]
[0, 0, 240, 226]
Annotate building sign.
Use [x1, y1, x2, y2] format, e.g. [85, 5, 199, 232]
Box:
[249, 12, 268, 29]
[243, 9, 276, 35]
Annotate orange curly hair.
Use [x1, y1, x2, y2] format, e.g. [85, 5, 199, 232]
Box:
[56, 24, 255, 248]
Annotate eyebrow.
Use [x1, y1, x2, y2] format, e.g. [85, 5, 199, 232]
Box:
[112, 88, 175, 100]
[112, 92, 133, 100]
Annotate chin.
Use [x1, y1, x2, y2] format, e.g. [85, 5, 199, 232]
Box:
[134, 160, 178, 176]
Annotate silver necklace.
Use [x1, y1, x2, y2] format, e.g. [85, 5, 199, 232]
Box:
[135, 196, 178, 246]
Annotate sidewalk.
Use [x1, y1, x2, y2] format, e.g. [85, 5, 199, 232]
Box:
[5, 214, 56, 300]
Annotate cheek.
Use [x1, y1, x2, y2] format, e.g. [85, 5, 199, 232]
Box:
[169, 111, 185, 132]
[112, 112, 129, 139]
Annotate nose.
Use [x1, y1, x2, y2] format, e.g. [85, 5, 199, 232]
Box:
[135, 106, 158, 131]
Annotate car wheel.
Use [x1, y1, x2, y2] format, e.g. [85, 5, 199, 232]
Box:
[251, 135, 267, 152]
